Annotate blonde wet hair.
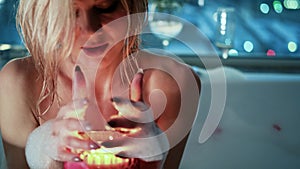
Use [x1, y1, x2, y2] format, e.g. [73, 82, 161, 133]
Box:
[16, 0, 148, 120]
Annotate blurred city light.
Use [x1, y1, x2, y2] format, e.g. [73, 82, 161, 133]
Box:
[243, 41, 254, 52]
[288, 41, 297, 52]
[0, 44, 11, 51]
[228, 49, 239, 56]
[267, 49, 276, 56]
[273, 1, 284, 13]
[283, 0, 300, 9]
[260, 3, 270, 14]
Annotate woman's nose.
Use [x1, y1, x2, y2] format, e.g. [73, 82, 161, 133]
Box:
[78, 9, 102, 34]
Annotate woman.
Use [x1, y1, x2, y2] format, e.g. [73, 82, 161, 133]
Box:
[0, 0, 200, 168]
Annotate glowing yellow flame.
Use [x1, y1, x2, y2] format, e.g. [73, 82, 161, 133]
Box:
[68, 130, 138, 167]
[80, 148, 130, 166]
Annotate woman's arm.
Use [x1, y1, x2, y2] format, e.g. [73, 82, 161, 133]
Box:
[0, 59, 38, 169]
[1, 60, 102, 169]
[143, 63, 200, 169]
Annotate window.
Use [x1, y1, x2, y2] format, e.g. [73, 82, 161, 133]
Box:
[1, 0, 300, 69]
[144, 0, 300, 57]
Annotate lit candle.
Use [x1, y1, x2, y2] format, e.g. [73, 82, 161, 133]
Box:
[64, 130, 138, 169]
[64, 149, 137, 169]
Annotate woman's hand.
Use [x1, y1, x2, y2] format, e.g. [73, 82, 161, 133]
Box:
[45, 65, 100, 162]
[101, 70, 170, 167]
[44, 99, 99, 162]
[25, 99, 100, 168]
[25, 66, 99, 168]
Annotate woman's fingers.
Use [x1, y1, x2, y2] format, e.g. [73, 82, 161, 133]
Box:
[55, 147, 81, 162]
[64, 136, 100, 150]
[130, 69, 143, 102]
[101, 134, 169, 162]
[59, 65, 89, 120]
[56, 98, 88, 120]
[72, 65, 88, 101]
[41, 69, 92, 163]
[52, 118, 90, 136]
[111, 97, 153, 123]
[47, 118, 100, 162]
[43, 133, 76, 162]
[100, 137, 128, 156]
[101, 138, 124, 149]
[108, 116, 137, 128]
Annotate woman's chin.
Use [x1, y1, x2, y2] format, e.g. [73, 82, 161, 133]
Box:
[81, 43, 110, 58]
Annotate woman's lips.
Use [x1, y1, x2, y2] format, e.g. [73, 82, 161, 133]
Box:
[81, 43, 109, 57]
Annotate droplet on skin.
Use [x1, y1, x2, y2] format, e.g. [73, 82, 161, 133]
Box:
[273, 124, 282, 131]
[109, 136, 114, 140]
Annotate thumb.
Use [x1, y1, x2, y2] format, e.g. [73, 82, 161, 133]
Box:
[72, 65, 88, 100]
[130, 69, 144, 102]
[69, 65, 88, 120]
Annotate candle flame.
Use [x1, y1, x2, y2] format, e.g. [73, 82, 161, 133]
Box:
[80, 148, 130, 166]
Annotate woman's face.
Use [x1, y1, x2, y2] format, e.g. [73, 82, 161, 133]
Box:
[71, 0, 128, 61]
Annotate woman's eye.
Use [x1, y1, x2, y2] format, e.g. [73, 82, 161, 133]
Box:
[95, 1, 119, 13]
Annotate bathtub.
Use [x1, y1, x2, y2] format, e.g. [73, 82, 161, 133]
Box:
[179, 66, 300, 169]
[1, 66, 299, 169]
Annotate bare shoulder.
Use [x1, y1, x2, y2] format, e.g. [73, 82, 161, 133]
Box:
[138, 51, 200, 94]
[0, 57, 39, 147]
[0, 56, 38, 99]
[1, 56, 36, 80]
[138, 51, 200, 129]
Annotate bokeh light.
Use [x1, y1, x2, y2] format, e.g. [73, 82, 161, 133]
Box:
[283, 0, 300, 9]
[162, 39, 170, 46]
[198, 0, 205, 6]
[220, 11, 228, 35]
[0, 44, 11, 51]
[228, 49, 239, 56]
[273, 1, 284, 13]
[267, 49, 276, 56]
[260, 3, 270, 14]
[288, 41, 298, 52]
[243, 41, 254, 53]
[0, 0, 4, 9]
